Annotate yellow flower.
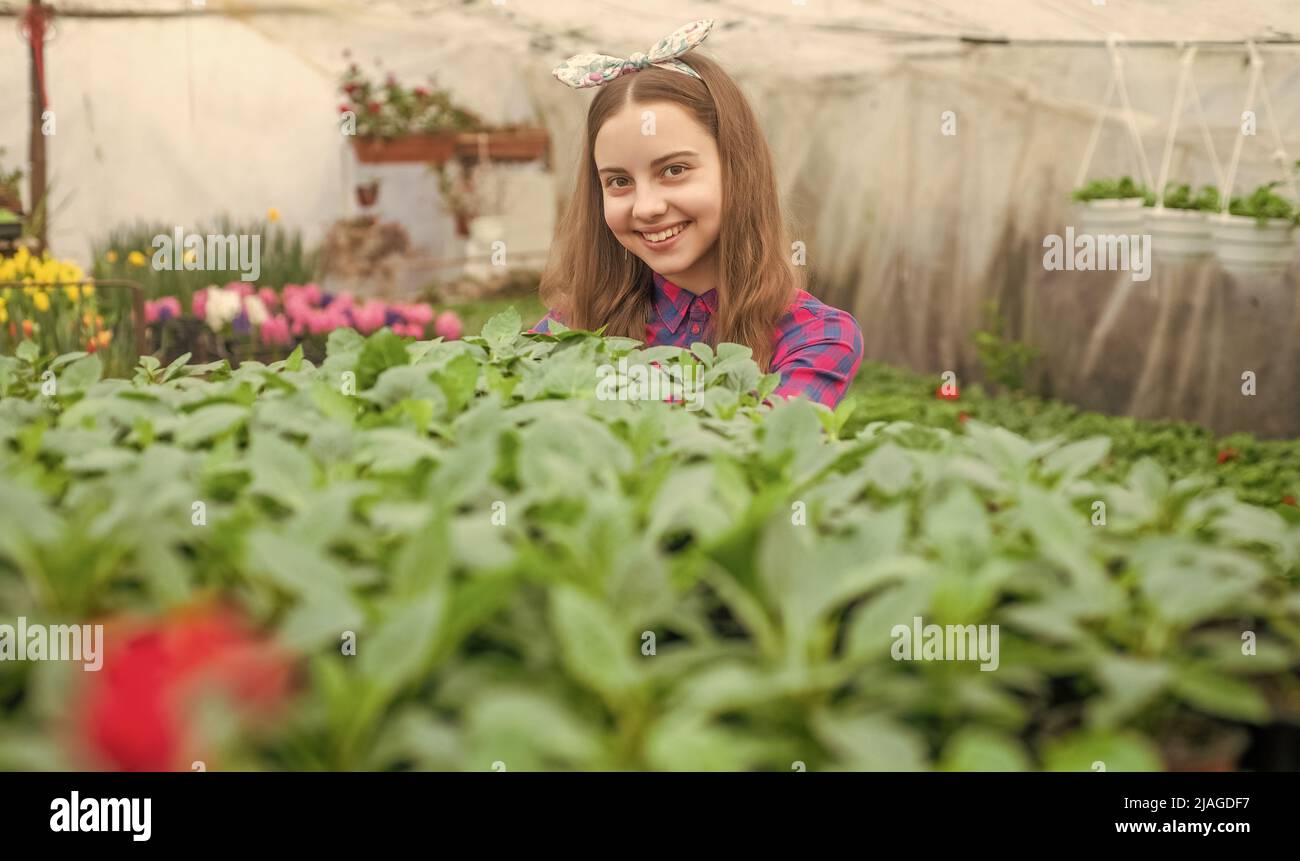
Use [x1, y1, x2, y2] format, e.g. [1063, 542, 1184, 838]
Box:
[105, 250, 119, 264]
[127, 251, 147, 267]
[267, 207, 281, 222]
[97, 330, 112, 348]
[82, 283, 94, 297]
[63, 284, 81, 301]
[33, 291, 50, 312]
[0, 297, 6, 324]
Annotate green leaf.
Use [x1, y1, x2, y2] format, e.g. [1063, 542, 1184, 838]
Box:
[550, 586, 638, 701]
[941, 729, 1032, 772]
[862, 443, 916, 495]
[15, 340, 38, 363]
[355, 329, 410, 390]
[1041, 436, 1110, 484]
[360, 583, 448, 695]
[58, 354, 103, 395]
[174, 403, 247, 447]
[247, 431, 318, 511]
[434, 353, 479, 415]
[811, 711, 928, 771]
[1172, 665, 1270, 723]
[1042, 729, 1162, 772]
[481, 308, 522, 354]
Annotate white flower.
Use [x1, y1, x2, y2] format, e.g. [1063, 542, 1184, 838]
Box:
[204, 287, 242, 331]
[244, 295, 269, 327]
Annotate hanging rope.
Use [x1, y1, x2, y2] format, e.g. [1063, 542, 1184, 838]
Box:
[1220, 41, 1264, 215]
[1154, 45, 1197, 206]
[1074, 34, 1154, 191]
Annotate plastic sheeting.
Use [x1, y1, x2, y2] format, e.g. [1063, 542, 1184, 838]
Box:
[2, 0, 1299, 432]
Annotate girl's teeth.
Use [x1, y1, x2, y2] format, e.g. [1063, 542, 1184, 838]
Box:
[644, 224, 686, 242]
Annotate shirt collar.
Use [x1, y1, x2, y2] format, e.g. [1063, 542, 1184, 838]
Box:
[652, 271, 718, 334]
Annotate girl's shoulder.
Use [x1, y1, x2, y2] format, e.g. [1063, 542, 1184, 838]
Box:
[774, 290, 863, 353]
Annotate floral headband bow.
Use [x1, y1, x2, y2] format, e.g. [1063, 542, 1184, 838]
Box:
[551, 20, 713, 89]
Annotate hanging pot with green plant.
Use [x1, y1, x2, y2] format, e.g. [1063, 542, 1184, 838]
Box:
[1072, 176, 1150, 236]
[1145, 183, 1219, 261]
[1210, 182, 1298, 275]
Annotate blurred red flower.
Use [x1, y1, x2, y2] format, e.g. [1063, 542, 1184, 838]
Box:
[1284, 495, 1296, 506]
[935, 384, 959, 401]
[75, 605, 295, 771]
[1217, 448, 1238, 465]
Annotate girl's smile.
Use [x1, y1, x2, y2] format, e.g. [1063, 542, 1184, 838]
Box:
[636, 220, 692, 250]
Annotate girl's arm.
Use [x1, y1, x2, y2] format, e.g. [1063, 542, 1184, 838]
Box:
[767, 304, 864, 409]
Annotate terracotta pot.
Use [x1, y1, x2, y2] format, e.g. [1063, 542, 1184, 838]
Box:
[352, 132, 460, 165]
[454, 212, 472, 238]
[455, 128, 550, 163]
[355, 181, 380, 208]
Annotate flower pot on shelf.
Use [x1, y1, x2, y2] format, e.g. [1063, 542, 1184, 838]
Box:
[351, 132, 461, 165]
[1145, 207, 1212, 260]
[1075, 198, 1146, 236]
[455, 128, 550, 164]
[1210, 214, 1296, 275]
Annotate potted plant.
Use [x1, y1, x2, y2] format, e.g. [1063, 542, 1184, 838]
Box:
[1072, 176, 1150, 236]
[1145, 183, 1219, 260]
[433, 162, 481, 238]
[1210, 182, 1298, 275]
[355, 180, 380, 209]
[340, 58, 483, 165]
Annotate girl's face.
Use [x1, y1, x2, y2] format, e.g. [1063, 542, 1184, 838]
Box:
[594, 100, 722, 291]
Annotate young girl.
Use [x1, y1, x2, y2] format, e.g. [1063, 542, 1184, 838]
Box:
[532, 20, 863, 408]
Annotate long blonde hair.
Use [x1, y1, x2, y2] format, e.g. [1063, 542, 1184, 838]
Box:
[539, 53, 801, 372]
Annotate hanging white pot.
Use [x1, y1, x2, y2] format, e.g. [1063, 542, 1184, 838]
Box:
[1210, 214, 1296, 275]
[1145, 207, 1212, 260]
[1076, 198, 1146, 236]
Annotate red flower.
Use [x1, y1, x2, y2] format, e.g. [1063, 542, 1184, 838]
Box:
[935, 383, 960, 401]
[1284, 495, 1296, 506]
[413, 87, 429, 98]
[1217, 448, 1238, 465]
[75, 605, 295, 771]
[367, 101, 381, 114]
[958, 411, 970, 424]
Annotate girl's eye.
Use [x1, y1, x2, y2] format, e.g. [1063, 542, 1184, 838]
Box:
[606, 176, 629, 189]
[664, 164, 687, 178]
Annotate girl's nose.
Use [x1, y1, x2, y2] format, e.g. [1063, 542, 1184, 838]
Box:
[632, 190, 668, 223]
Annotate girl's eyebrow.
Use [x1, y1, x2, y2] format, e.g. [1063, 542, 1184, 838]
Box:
[597, 150, 699, 175]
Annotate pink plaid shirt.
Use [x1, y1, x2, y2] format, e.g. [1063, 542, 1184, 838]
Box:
[529, 272, 864, 407]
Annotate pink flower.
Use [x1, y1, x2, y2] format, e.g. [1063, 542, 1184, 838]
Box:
[258, 287, 279, 309]
[396, 303, 434, 326]
[191, 289, 208, 320]
[302, 283, 322, 306]
[434, 311, 462, 341]
[258, 315, 292, 346]
[145, 296, 181, 325]
[351, 301, 387, 335]
[226, 282, 255, 297]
